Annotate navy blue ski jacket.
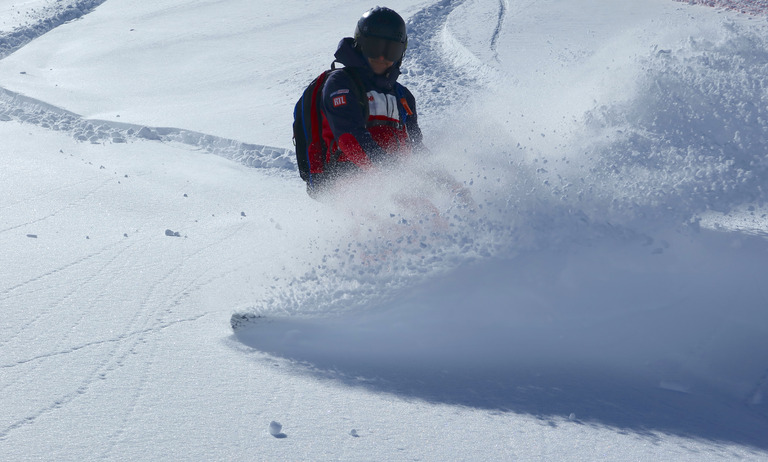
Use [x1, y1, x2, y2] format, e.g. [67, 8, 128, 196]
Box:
[320, 37, 424, 173]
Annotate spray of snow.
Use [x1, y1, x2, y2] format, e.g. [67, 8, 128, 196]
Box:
[234, 3, 768, 424]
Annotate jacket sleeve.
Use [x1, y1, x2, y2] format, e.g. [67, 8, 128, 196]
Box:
[322, 70, 387, 168]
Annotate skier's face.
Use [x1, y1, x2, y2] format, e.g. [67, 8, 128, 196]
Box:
[368, 56, 393, 75]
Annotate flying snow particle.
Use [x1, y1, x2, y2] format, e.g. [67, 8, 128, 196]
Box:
[269, 421, 285, 438]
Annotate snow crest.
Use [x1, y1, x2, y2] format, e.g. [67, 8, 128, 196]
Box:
[0, 86, 294, 170]
[0, 0, 109, 59]
[676, 0, 768, 16]
[580, 24, 768, 222]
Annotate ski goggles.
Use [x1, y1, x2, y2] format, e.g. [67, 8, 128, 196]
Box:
[358, 36, 407, 62]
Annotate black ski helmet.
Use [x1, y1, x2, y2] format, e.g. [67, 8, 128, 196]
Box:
[354, 6, 408, 63]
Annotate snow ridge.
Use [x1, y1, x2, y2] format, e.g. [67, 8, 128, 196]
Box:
[490, 0, 509, 62]
[401, 0, 476, 113]
[0, 87, 295, 171]
[0, 0, 109, 59]
[0, 1, 294, 171]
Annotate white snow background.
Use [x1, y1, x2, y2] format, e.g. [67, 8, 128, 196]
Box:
[2, 0, 768, 460]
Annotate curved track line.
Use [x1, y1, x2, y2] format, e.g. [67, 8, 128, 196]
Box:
[0, 176, 114, 235]
[1, 0, 295, 172]
[0, 316, 200, 370]
[401, 0, 503, 116]
[491, 0, 509, 62]
[0, 314, 205, 441]
[402, 0, 470, 113]
[0, 0, 109, 59]
[1, 218, 253, 447]
[0, 87, 295, 171]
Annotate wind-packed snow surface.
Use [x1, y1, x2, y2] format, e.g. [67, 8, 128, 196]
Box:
[2, 0, 768, 460]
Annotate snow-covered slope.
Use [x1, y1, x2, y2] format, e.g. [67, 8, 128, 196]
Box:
[2, 0, 768, 460]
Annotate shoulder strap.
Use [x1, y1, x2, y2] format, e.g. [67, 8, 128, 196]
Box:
[309, 70, 332, 146]
[337, 66, 369, 123]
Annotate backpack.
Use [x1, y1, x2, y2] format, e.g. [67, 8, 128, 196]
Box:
[293, 64, 368, 192]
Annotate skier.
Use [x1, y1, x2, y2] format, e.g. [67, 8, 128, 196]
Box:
[317, 6, 425, 191]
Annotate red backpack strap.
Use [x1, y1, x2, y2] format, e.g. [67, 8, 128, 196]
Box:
[309, 71, 330, 148]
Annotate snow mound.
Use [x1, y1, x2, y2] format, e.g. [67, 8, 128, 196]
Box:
[579, 23, 768, 224]
[0, 86, 294, 170]
[0, 0, 108, 59]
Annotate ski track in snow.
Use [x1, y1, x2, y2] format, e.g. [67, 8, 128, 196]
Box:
[0, 0, 300, 173]
[0, 175, 114, 235]
[0, 87, 295, 172]
[0, 232, 213, 442]
[0, 127, 270, 445]
[0, 0, 108, 59]
[0, 240, 130, 347]
[0, 149, 258, 443]
[490, 0, 509, 62]
[401, 0, 478, 111]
